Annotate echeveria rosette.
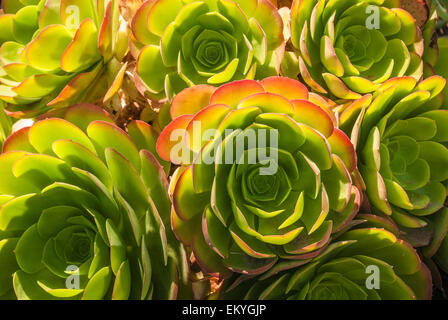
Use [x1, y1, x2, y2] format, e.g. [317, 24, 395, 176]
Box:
[288, 0, 424, 100]
[338, 75, 448, 266]
[221, 228, 432, 300]
[0, 0, 129, 118]
[131, 0, 285, 100]
[0, 104, 188, 300]
[156, 77, 361, 276]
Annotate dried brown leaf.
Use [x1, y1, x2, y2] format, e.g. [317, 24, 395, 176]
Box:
[400, 0, 429, 28]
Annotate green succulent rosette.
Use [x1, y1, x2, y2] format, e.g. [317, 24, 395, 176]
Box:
[339, 75, 448, 267]
[0, 103, 188, 300]
[0, 0, 129, 118]
[221, 227, 432, 300]
[131, 0, 285, 100]
[156, 77, 361, 276]
[288, 0, 424, 100]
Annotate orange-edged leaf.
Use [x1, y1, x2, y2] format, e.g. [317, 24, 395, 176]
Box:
[327, 128, 357, 173]
[25, 24, 73, 72]
[261, 76, 308, 100]
[416, 75, 446, 99]
[172, 165, 209, 221]
[38, 0, 62, 28]
[170, 85, 215, 119]
[147, 0, 184, 37]
[237, 91, 294, 114]
[130, 0, 159, 45]
[298, 56, 328, 94]
[103, 62, 127, 103]
[228, 225, 277, 259]
[253, 0, 284, 49]
[2, 127, 35, 153]
[185, 104, 231, 152]
[339, 94, 372, 143]
[323, 73, 361, 100]
[291, 100, 334, 138]
[210, 79, 264, 109]
[12, 74, 72, 98]
[0, 86, 40, 106]
[391, 8, 418, 46]
[61, 18, 101, 73]
[98, 0, 113, 61]
[360, 165, 392, 215]
[87, 120, 141, 171]
[28, 118, 95, 156]
[64, 103, 114, 132]
[47, 62, 103, 109]
[2, 63, 41, 82]
[157, 114, 193, 163]
[60, 0, 96, 30]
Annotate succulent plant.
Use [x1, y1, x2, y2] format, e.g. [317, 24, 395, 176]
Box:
[338, 76, 448, 264]
[0, 0, 130, 118]
[130, 0, 285, 100]
[288, 0, 424, 100]
[156, 77, 361, 276]
[221, 227, 432, 300]
[0, 103, 187, 300]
